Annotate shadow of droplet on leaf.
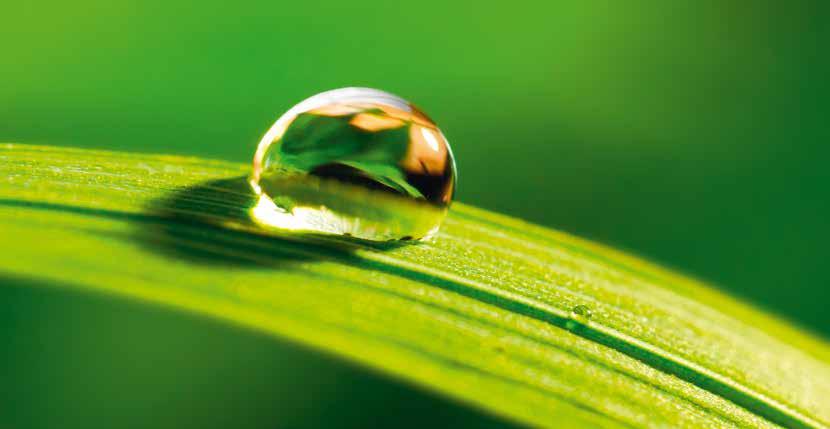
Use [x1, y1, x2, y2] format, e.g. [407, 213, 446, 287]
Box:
[138, 175, 413, 269]
[138, 176, 333, 268]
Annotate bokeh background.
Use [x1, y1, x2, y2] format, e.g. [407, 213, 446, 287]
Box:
[2, 1, 828, 427]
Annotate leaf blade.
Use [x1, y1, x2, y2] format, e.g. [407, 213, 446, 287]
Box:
[1, 143, 828, 428]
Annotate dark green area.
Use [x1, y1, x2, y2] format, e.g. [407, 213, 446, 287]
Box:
[0, 277, 513, 429]
[2, 0, 829, 427]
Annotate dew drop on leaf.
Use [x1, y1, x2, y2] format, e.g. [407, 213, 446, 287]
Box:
[567, 304, 593, 330]
[250, 87, 456, 242]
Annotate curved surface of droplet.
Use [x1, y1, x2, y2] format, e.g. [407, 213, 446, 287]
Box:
[250, 87, 456, 241]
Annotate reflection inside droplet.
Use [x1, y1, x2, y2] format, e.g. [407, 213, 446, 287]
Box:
[250, 87, 456, 242]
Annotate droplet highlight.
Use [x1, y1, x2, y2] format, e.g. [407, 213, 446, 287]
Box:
[250, 87, 456, 242]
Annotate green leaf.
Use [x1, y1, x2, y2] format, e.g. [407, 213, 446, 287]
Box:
[1, 143, 829, 428]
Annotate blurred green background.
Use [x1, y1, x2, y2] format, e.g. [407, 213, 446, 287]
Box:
[2, 1, 828, 427]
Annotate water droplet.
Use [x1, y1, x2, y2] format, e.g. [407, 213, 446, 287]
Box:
[250, 87, 456, 242]
[566, 304, 592, 330]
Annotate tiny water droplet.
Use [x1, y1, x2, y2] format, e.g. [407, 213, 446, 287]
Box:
[250, 87, 456, 242]
[566, 304, 592, 330]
